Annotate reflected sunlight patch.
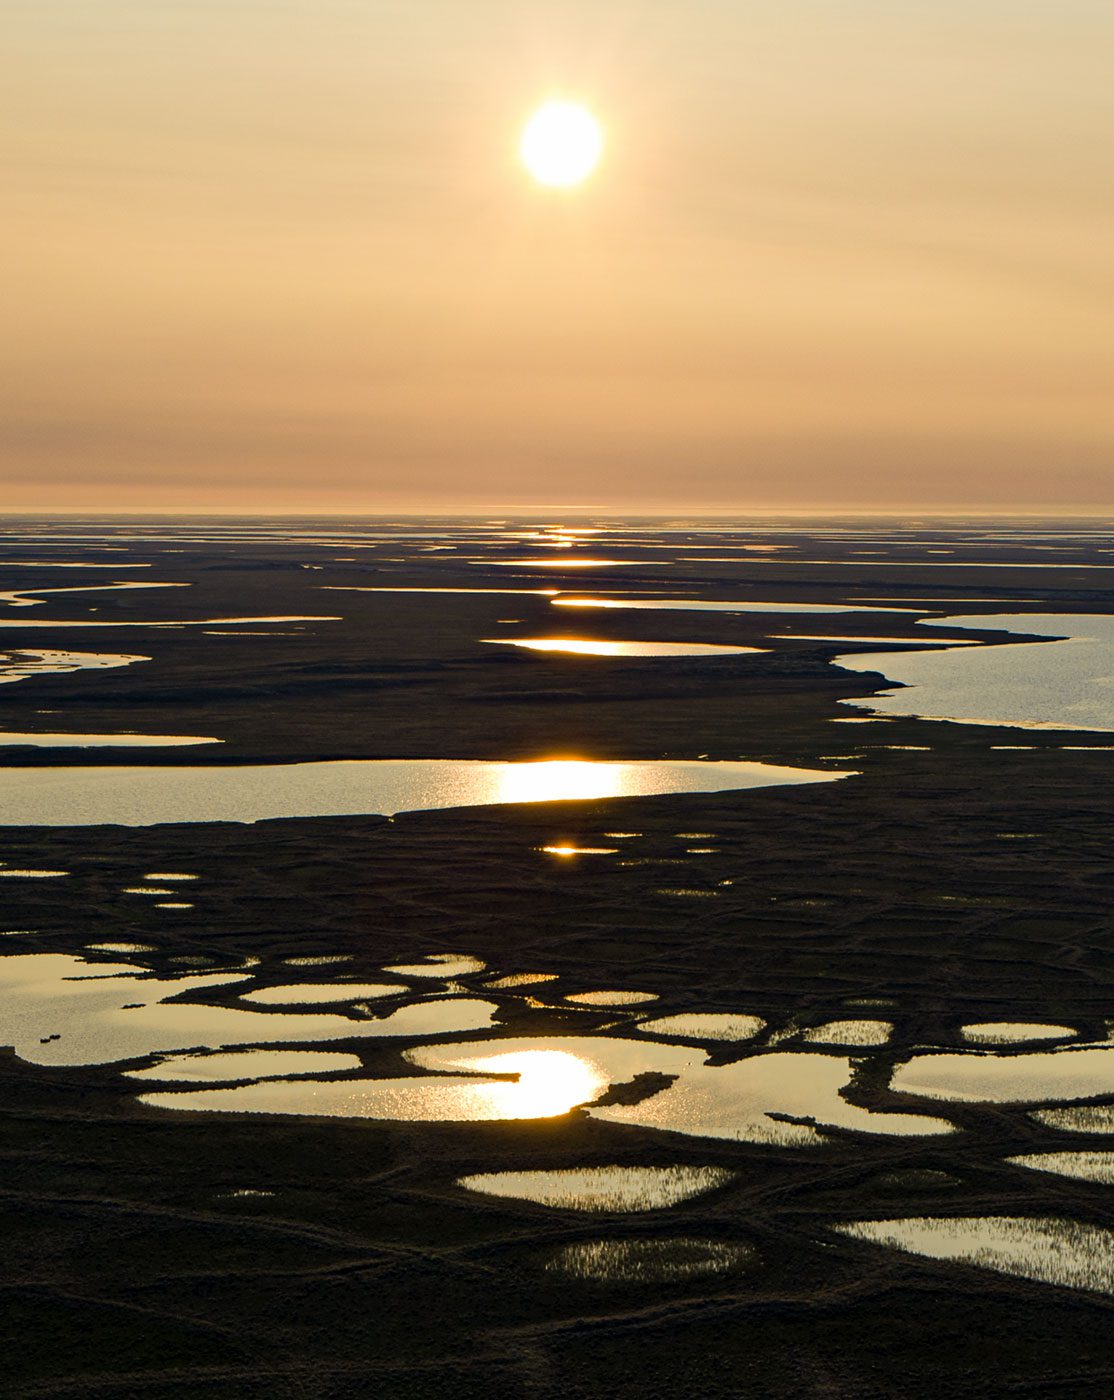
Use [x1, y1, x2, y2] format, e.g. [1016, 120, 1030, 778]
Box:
[458, 1164, 734, 1212]
[833, 1216, 1114, 1297]
[485, 637, 765, 658]
[0, 756, 851, 826]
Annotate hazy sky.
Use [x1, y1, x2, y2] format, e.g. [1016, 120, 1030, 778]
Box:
[4, 1, 1113, 511]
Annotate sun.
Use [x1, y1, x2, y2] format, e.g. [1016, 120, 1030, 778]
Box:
[520, 101, 603, 188]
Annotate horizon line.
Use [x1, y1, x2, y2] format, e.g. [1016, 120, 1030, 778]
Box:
[2, 506, 1114, 520]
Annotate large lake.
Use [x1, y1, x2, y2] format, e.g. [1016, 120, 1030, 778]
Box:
[0, 757, 851, 827]
[837, 613, 1114, 731]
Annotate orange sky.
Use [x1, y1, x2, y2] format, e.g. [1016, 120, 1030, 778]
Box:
[3, 2, 1113, 511]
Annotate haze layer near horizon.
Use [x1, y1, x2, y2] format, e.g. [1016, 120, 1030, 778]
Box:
[3, 2, 1112, 511]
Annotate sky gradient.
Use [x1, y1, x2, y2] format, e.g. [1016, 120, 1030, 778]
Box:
[4, 1, 1113, 511]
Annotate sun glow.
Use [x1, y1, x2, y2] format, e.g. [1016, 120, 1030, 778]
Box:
[520, 101, 603, 187]
[492, 759, 626, 805]
[468, 1050, 608, 1118]
[407, 1045, 610, 1119]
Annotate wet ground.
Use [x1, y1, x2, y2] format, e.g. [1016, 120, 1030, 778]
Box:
[2, 515, 1114, 1397]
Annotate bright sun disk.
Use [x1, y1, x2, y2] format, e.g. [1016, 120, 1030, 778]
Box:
[521, 101, 603, 187]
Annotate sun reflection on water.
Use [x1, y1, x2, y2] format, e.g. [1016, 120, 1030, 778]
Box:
[492, 760, 627, 805]
[485, 637, 763, 658]
[430, 1049, 608, 1119]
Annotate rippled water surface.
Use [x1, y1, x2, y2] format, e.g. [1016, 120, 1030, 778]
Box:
[801, 1020, 892, 1046]
[0, 757, 851, 826]
[123, 1049, 363, 1082]
[1008, 1151, 1114, 1185]
[546, 1237, 757, 1282]
[0, 615, 337, 629]
[143, 1041, 649, 1123]
[551, 597, 908, 615]
[1031, 1104, 1114, 1134]
[961, 1022, 1077, 1045]
[838, 614, 1114, 731]
[833, 1216, 1114, 1296]
[635, 1013, 765, 1042]
[0, 648, 147, 686]
[383, 954, 486, 978]
[565, 990, 659, 1006]
[892, 1047, 1114, 1104]
[0, 953, 496, 1067]
[591, 1050, 956, 1145]
[0, 731, 219, 748]
[239, 983, 401, 1005]
[456, 1164, 734, 1212]
[0, 581, 188, 608]
[485, 637, 766, 658]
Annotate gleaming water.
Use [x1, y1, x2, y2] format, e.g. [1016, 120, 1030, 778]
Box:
[123, 1049, 363, 1082]
[484, 637, 766, 657]
[1031, 1104, 1114, 1134]
[456, 1164, 734, 1212]
[838, 614, 1114, 731]
[1007, 1151, 1114, 1186]
[0, 953, 497, 1067]
[134, 1023, 955, 1144]
[15, 936, 1114, 1181]
[540, 845, 619, 856]
[545, 1237, 756, 1282]
[774, 634, 976, 646]
[238, 983, 402, 1005]
[635, 1013, 766, 1042]
[382, 954, 486, 977]
[145, 1037, 695, 1123]
[484, 972, 559, 990]
[487, 559, 661, 569]
[800, 1020, 892, 1047]
[550, 597, 909, 615]
[565, 990, 659, 1006]
[0, 648, 147, 686]
[892, 1046, 1114, 1103]
[0, 757, 851, 827]
[0, 615, 337, 629]
[0, 732, 220, 748]
[0, 581, 189, 608]
[589, 1050, 955, 1146]
[960, 1022, 1076, 1045]
[833, 1216, 1114, 1296]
